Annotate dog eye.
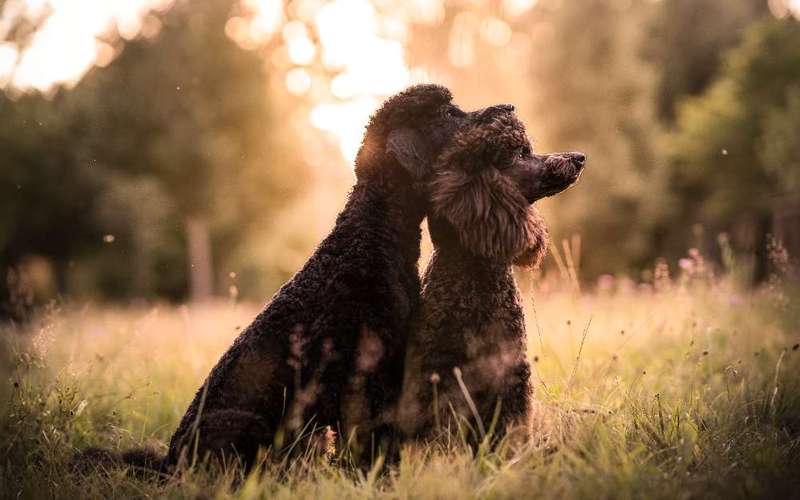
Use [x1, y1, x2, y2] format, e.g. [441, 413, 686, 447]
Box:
[445, 106, 464, 118]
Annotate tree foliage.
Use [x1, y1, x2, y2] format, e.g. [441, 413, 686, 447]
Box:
[645, 0, 769, 122]
[2, 1, 797, 309]
[1, 0, 308, 309]
[669, 18, 800, 225]
[667, 18, 800, 280]
[521, 0, 668, 278]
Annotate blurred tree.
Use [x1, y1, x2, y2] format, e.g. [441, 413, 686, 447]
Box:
[668, 18, 800, 282]
[521, 0, 669, 279]
[3, 0, 796, 305]
[0, 91, 108, 314]
[1, 0, 309, 309]
[760, 85, 800, 194]
[68, 0, 306, 301]
[403, 0, 674, 279]
[645, 0, 769, 122]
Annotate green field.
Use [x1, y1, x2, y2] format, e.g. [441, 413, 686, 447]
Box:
[2, 269, 799, 499]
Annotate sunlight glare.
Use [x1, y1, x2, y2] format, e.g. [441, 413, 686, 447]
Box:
[315, 0, 377, 69]
[5, 0, 175, 92]
[282, 20, 309, 41]
[310, 95, 380, 163]
[0, 43, 17, 85]
[225, 16, 251, 47]
[405, 0, 445, 25]
[285, 67, 312, 95]
[481, 17, 512, 47]
[243, 0, 283, 40]
[308, 0, 417, 162]
[449, 11, 479, 67]
[3, 0, 438, 163]
[287, 36, 316, 65]
[502, 0, 538, 18]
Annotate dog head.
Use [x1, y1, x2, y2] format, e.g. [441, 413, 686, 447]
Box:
[430, 111, 585, 266]
[354, 85, 522, 187]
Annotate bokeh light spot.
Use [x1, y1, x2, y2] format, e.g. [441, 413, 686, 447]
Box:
[285, 67, 312, 95]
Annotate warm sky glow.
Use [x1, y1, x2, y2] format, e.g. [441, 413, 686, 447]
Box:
[307, 0, 415, 162]
[0, 0, 433, 163]
[237, 0, 440, 163]
[0, 0, 174, 91]
[3, 0, 799, 163]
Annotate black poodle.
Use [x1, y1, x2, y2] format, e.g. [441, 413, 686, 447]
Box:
[163, 85, 518, 467]
[397, 109, 585, 446]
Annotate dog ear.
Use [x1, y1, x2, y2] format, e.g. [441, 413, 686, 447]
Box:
[431, 169, 548, 265]
[386, 127, 432, 179]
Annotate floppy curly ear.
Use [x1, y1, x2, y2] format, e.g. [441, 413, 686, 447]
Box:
[386, 127, 433, 179]
[431, 168, 548, 265]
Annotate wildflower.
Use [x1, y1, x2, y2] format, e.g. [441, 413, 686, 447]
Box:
[597, 274, 615, 292]
[654, 259, 671, 292]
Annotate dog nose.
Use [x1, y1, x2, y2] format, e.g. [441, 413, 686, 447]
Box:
[571, 152, 586, 168]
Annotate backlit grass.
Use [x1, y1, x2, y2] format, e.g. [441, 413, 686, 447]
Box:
[2, 268, 799, 499]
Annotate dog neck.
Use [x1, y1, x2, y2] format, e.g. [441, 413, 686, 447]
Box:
[337, 174, 427, 264]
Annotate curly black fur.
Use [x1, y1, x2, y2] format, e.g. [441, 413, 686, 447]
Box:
[155, 85, 519, 468]
[398, 111, 585, 446]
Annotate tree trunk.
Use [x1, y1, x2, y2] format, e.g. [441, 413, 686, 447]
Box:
[186, 216, 214, 302]
[752, 214, 772, 286]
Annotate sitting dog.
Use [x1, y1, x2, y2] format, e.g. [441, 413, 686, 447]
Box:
[397, 109, 585, 446]
[163, 85, 520, 467]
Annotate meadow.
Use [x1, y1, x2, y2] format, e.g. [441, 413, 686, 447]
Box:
[2, 253, 799, 499]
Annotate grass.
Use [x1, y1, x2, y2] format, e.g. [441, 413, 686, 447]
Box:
[1, 264, 799, 499]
